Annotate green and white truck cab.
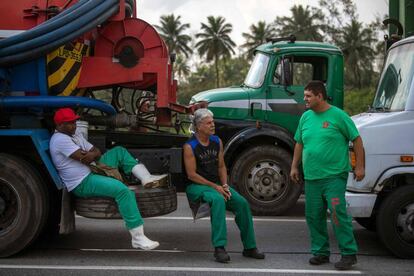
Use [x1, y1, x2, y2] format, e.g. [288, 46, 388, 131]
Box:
[191, 37, 344, 215]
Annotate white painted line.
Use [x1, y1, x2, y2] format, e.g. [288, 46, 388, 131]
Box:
[80, 249, 185, 253]
[75, 215, 306, 222]
[75, 216, 358, 224]
[145, 216, 307, 222]
[0, 264, 363, 274]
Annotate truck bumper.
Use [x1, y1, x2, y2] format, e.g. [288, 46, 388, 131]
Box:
[345, 192, 377, 217]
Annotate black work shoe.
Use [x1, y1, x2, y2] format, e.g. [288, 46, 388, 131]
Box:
[309, 255, 330, 265]
[334, 255, 357, 270]
[214, 247, 230, 263]
[242, 248, 265, 259]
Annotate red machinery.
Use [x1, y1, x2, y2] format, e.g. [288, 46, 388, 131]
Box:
[78, 17, 179, 125]
[0, 0, 201, 126]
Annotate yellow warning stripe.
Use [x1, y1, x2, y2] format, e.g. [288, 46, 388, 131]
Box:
[61, 69, 82, 96]
[47, 42, 89, 96]
[47, 50, 60, 62]
[48, 57, 77, 87]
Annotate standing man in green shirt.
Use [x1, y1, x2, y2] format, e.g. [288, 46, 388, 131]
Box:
[290, 80, 365, 270]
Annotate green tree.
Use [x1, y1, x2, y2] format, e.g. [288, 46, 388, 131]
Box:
[178, 56, 250, 104]
[318, 0, 383, 89]
[196, 16, 236, 87]
[344, 88, 375, 115]
[338, 19, 377, 88]
[220, 56, 249, 87]
[174, 55, 190, 81]
[155, 14, 192, 58]
[318, 0, 357, 43]
[178, 63, 216, 104]
[241, 21, 274, 58]
[274, 5, 324, 41]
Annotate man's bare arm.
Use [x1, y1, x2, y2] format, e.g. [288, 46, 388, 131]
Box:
[70, 146, 101, 165]
[218, 139, 227, 186]
[352, 136, 365, 181]
[183, 143, 230, 200]
[290, 143, 303, 183]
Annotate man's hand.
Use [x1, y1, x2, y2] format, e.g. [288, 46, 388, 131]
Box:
[353, 166, 365, 181]
[215, 185, 231, 201]
[290, 166, 301, 184]
[80, 152, 96, 164]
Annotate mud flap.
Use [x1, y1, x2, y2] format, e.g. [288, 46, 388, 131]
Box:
[59, 188, 76, 234]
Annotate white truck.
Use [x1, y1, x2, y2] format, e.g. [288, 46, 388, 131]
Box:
[346, 34, 414, 258]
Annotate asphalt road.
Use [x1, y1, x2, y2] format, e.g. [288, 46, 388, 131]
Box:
[0, 194, 413, 276]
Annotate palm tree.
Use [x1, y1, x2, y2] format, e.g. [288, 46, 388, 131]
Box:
[155, 14, 192, 58]
[274, 5, 324, 41]
[337, 19, 377, 88]
[241, 21, 275, 58]
[174, 55, 190, 81]
[196, 16, 236, 87]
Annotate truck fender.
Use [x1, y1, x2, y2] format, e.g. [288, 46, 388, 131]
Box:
[0, 129, 63, 189]
[374, 166, 414, 192]
[223, 125, 295, 164]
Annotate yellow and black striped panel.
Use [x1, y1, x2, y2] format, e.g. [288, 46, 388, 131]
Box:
[47, 42, 89, 96]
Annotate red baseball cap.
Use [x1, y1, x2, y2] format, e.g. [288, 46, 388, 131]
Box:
[54, 108, 80, 125]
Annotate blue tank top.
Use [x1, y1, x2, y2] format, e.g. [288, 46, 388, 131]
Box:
[186, 135, 220, 183]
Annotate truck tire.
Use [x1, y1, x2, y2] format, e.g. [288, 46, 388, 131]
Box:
[75, 186, 177, 218]
[355, 217, 377, 232]
[230, 145, 302, 215]
[0, 154, 48, 257]
[377, 185, 414, 258]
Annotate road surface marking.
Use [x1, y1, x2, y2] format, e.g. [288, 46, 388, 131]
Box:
[146, 216, 306, 222]
[80, 248, 185, 253]
[0, 264, 363, 274]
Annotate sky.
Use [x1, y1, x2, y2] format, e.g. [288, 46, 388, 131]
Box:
[138, 0, 388, 46]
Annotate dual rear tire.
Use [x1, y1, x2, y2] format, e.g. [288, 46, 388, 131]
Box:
[0, 154, 48, 257]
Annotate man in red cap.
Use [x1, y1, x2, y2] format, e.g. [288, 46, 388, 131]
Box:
[50, 107, 166, 250]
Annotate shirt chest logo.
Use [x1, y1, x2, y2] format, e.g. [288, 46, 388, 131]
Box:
[322, 121, 330, 128]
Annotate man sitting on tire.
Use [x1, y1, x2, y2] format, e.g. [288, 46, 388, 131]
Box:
[49, 108, 166, 250]
[184, 108, 265, 263]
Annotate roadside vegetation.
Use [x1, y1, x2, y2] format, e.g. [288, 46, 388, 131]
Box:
[154, 0, 387, 115]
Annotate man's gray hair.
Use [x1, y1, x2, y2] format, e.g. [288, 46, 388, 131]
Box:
[191, 108, 214, 131]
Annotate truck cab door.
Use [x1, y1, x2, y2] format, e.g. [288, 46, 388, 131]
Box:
[266, 54, 329, 133]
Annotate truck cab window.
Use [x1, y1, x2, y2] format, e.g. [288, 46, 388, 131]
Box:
[373, 43, 414, 111]
[244, 53, 270, 88]
[273, 56, 328, 87]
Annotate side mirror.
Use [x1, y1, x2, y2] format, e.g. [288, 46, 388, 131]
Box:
[281, 58, 292, 87]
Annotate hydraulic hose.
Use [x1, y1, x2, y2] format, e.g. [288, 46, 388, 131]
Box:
[0, 96, 116, 115]
[0, 0, 117, 57]
[0, 0, 119, 67]
[0, 0, 92, 49]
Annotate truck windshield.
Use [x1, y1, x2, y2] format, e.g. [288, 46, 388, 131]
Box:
[373, 42, 414, 111]
[244, 53, 270, 88]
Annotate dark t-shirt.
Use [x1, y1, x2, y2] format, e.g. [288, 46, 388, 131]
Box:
[186, 135, 220, 183]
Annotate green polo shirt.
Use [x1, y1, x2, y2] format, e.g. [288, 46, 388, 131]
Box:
[294, 106, 359, 180]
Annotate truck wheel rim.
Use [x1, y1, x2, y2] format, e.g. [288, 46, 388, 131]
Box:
[397, 202, 414, 242]
[0, 181, 20, 235]
[246, 161, 286, 202]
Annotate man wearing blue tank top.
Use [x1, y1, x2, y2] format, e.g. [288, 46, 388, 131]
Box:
[183, 108, 265, 263]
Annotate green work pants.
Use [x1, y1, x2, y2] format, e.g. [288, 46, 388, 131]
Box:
[73, 146, 143, 229]
[186, 183, 257, 249]
[305, 177, 358, 256]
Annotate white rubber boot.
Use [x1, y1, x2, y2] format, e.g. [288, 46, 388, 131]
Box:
[132, 164, 168, 188]
[129, 225, 160, 250]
